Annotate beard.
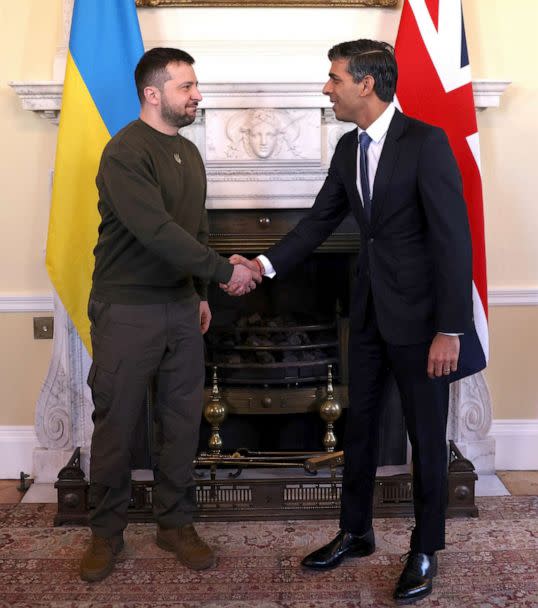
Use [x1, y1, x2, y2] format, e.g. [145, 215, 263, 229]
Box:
[160, 96, 197, 129]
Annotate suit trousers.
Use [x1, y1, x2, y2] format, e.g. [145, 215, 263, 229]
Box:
[340, 295, 450, 554]
[87, 295, 204, 538]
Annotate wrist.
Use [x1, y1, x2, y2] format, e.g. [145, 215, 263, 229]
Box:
[254, 257, 265, 276]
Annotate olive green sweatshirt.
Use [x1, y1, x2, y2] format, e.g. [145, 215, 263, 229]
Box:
[90, 119, 233, 304]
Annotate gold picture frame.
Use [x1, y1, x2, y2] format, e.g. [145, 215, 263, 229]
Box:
[136, 0, 397, 7]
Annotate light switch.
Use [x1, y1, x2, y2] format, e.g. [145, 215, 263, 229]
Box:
[33, 316, 54, 340]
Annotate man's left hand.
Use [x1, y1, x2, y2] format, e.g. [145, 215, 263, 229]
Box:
[199, 300, 212, 334]
[427, 333, 460, 378]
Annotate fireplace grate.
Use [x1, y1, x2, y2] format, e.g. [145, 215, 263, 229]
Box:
[205, 315, 340, 386]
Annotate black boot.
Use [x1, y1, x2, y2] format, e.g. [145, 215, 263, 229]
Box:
[301, 529, 375, 570]
[393, 552, 437, 604]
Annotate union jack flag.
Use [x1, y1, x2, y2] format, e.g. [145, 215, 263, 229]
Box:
[395, 0, 489, 374]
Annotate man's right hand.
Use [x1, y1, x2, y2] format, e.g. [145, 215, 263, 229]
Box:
[221, 262, 261, 296]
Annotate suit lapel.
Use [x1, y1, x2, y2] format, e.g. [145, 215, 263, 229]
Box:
[371, 109, 407, 227]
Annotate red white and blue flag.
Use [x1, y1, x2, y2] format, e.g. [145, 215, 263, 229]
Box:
[395, 0, 489, 373]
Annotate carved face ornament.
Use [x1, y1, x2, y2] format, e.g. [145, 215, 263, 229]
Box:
[225, 109, 301, 160]
[246, 119, 279, 158]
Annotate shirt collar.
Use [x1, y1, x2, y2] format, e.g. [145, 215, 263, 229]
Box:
[358, 102, 396, 144]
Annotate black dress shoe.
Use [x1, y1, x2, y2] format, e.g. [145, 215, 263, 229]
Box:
[393, 552, 438, 605]
[301, 528, 375, 570]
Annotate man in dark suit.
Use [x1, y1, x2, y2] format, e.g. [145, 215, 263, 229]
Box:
[228, 39, 473, 604]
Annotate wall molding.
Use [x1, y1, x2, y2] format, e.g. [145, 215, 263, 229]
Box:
[1, 289, 537, 313]
[0, 295, 54, 312]
[1, 420, 537, 478]
[487, 289, 538, 307]
[0, 426, 38, 479]
[490, 419, 538, 470]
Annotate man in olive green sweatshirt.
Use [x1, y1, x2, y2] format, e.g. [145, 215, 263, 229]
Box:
[80, 47, 259, 583]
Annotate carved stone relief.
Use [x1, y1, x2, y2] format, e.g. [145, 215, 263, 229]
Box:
[448, 373, 495, 473]
[206, 109, 321, 163]
[34, 293, 94, 481]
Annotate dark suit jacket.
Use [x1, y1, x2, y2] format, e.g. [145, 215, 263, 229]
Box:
[266, 109, 474, 347]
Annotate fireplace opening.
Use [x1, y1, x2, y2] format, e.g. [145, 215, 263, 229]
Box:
[204, 253, 350, 387]
[205, 312, 339, 386]
[196, 251, 407, 465]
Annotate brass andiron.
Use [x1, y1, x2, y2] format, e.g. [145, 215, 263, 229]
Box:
[319, 364, 342, 452]
[203, 366, 227, 455]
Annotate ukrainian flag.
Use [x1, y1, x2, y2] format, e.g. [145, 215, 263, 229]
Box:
[46, 0, 144, 354]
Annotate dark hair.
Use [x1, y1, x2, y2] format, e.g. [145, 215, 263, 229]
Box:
[328, 39, 397, 102]
[134, 47, 195, 103]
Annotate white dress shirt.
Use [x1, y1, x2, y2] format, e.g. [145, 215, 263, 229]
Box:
[356, 103, 395, 206]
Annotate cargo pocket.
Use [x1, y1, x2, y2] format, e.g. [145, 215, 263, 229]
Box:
[87, 338, 121, 408]
[88, 299, 110, 328]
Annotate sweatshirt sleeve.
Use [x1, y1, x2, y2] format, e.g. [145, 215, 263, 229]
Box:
[97, 143, 233, 286]
[193, 207, 210, 300]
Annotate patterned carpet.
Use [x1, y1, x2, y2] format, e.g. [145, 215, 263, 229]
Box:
[1, 497, 538, 607]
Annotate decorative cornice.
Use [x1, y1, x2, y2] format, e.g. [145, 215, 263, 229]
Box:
[472, 79, 511, 111]
[9, 80, 511, 125]
[8, 81, 63, 125]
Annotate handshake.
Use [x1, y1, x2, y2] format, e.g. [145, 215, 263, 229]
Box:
[220, 254, 263, 296]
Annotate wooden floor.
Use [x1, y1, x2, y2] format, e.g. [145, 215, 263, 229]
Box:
[497, 470, 538, 495]
[1, 472, 538, 504]
[0, 479, 30, 503]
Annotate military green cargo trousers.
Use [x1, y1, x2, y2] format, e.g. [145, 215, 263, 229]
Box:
[87, 294, 204, 538]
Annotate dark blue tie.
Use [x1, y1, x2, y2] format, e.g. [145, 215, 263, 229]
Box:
[359, 131, 372, 222]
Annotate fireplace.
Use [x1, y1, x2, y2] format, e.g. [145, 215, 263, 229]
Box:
[195, 208, 407, 464]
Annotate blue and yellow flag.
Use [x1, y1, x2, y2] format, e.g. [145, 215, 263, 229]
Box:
[46, 0, 144, 353]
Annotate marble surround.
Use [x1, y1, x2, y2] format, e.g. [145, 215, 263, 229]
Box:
[13, 78, 499, 481]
